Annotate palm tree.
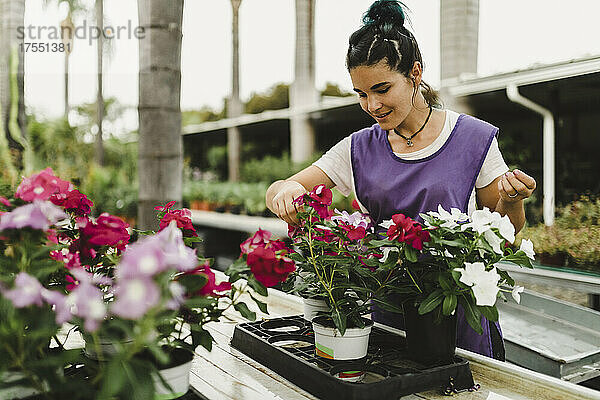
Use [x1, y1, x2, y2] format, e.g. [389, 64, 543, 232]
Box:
[137, 0, 184, 230]
[227, 0, 242, 182]
[0, 0, 27, 173]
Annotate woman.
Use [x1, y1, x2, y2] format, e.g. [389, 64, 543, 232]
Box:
[266, 0, 536, 360]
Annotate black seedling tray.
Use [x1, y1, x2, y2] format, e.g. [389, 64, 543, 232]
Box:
[231, 315, 476, 400]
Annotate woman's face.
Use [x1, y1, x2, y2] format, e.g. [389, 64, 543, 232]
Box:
[349, 61, 416, 131]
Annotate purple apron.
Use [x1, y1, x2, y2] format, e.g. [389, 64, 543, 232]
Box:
[351, 114, 502, 358]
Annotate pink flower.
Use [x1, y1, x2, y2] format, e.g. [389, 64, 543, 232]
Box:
[51, 189, 93, 216]
[81, 213, 130, 251]
[15, 167, 72, 202]
[117, 240, 167, 278]
[246, 246, 295, 288]
[0, 196, 11, 207]
[111, 277, 160, 319]
[0, 200, 68, 231]
[403, 224, 431, 250]
[2, 272, 44, 307]
[65, 274, 79, 291]
[51, 249, 82, 271]
[159, 208, 198, 237]
[153, 221, 198, 271]
[154, 200, 177, 212]
[240, 229, 272, 254]
[308, 184, 332, 206]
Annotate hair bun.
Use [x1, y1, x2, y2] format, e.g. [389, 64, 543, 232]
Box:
[362, 0, 406, 28]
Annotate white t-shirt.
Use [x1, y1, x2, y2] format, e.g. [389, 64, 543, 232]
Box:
[313, 110, 509, 216]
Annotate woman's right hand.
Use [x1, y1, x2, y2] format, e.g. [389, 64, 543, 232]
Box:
[268, 180, 307, 225]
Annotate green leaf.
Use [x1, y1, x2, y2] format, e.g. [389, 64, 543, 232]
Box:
[191, 325, 214, 352]
[234, 302, 256, 321]
[438, 274, 452, 292]
[185, 297, 217, 309]
[288, 252, 305, 262]
[371, 297, 404, 313]
[404, 246, 418, 263]
[418, 290, 444, 314]
[178, 274, 208, 293]
[479, 305, 499, 322]
[459, 296, 483, 334]
[98, 358, 127, 399]
[249, 292, 269, 314]
[442, 294, 457, 316]
[332, 308, 347, 336]
[246, 275, 268, 297]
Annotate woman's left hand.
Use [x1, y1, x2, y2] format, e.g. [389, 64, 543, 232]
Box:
[498, 169, 536, 202]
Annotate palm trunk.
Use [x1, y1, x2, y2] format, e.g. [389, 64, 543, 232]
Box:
[137, 0, 184, 230]
[96, 0, 104, 165]
[227, 0, 242, 182]
[0, 0, 26, 174]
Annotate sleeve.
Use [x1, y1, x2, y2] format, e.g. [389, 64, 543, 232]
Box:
[312, 135, 353, 196]
[475, 137, 509, 188]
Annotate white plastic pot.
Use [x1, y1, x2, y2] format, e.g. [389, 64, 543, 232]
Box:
[153, 355, 193, 399]
[303, 297, 329, 321]
[312, 317, 373, 360]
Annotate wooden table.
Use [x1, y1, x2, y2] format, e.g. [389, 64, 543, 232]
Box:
[189, 288, 600, 400]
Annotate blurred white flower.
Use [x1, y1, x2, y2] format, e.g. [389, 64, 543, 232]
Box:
[519, 239, 535, 260]
[511, 286, 525, 304]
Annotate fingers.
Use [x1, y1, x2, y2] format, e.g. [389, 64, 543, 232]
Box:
[272, 181, 307, 225]
[498, 170, 536, 202]
[513, 169, 536, 190]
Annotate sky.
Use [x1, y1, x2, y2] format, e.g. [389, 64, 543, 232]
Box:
[22, 0, 600, 134]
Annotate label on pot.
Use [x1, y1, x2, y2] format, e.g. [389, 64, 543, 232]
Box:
[315, 342, 334, 359]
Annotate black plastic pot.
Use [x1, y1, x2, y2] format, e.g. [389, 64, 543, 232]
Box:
[403, 303, 457, 366]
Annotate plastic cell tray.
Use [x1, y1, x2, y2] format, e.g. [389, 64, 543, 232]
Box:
[230, 315, 476, 400]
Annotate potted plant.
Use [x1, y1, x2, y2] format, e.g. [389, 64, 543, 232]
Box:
[281, 185, 405, 361]
[0, 168, 295, 399]
[378, 205, 535, 365]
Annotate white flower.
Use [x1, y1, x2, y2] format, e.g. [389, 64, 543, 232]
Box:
[462, 207, 495, 234]
[484, 229, 504, 255]
[519, 239, 535, 260]
[511, 286, 524, 304]
[491, 215, 515, 243]
[456, 262, 486, 286]
[379, 219, 394, 229]
[428, 204, 469, 229]
[472, 278, 500, 306]
[456, 263, 501, 306]
[379, 247, 399, 263]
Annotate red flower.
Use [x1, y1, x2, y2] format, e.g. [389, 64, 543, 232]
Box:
[403, 224, 431, 250]
[246, 246, 295, 288]
[183, 262, 232, 297]
[159, 208, 198, 237]
[0, 196, 11, 207]
[386, 213, 430, 250]
[81, 213, 130, 251]
[51, 189, 94, 216]
[15, 167, 72, 202]
[337, 221, 367, 241]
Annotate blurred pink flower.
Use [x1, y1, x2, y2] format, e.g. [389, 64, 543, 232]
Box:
[246, 246, 295, 288]
[111, 277, 160, 319]
[81, 213, 130, 251]
[15, 167, 72, 202]
[2, 272, 44, 307]
[0, 200, 68, 231]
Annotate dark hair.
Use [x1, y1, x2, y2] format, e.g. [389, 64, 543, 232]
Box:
[346, 0, 440, 108]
